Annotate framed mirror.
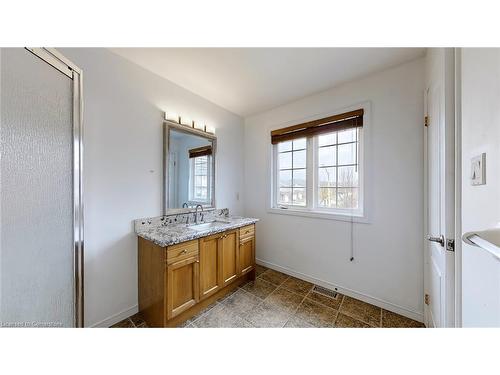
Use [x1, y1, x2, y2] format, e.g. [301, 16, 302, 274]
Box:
[163, 121, 216, 213]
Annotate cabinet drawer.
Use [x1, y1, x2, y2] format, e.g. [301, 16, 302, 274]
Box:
[239, 224, 255, 240]
[167, 240, 199, 264]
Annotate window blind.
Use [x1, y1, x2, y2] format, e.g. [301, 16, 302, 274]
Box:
[270, 109, 364, 144]
[188, 145, 212, 158]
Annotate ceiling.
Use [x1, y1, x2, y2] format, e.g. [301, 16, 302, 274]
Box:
[110, 48, 426, 117]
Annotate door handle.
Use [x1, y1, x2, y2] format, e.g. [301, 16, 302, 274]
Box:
[427, 234, 445, 247]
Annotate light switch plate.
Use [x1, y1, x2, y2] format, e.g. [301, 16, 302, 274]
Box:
[471, 153, 486, 185]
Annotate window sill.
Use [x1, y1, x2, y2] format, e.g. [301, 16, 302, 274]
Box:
[267, 207, 370, 223]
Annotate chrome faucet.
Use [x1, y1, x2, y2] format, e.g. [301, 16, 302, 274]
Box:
[182, 202, 188, 208]
[194, 204, 204, 224]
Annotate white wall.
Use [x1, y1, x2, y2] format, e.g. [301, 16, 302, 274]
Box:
[244, 58, 425, 320]
[461, 48, 500, 327]
[59, 48, 244, 327]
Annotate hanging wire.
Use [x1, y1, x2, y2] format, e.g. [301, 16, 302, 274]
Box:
[355, 127, 358, 172]
[350, 188, 355, 262]
[350, 128, 358, 262]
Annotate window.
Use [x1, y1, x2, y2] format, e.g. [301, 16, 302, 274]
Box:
[277, 138, 307, 206]
[189, 155, 211, 204]
[317, 128, 360, 210]
[271, 109, 365, 219]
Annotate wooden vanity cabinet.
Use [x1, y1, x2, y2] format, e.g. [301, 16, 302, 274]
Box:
[238, 224, 255, 275]
[199, 229, 239, 300]
[199, 233, 222, 300]
[138, 224, 256, 327]
[166, 240, 200, 319]
[167, 256, 199, 319]
[220, 229, 239, 286]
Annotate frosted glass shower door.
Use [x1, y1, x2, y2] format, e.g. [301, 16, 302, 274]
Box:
[1, 48, 76, 327]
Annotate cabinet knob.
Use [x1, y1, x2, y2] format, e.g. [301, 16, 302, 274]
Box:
[182, 249, 187, 254]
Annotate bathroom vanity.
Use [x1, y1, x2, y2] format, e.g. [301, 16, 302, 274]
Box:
[135, 211, 258, 327]
[134, 119, 259, 327]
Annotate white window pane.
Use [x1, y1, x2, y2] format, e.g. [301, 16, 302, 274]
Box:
[279, 152, 292, 169]
[195, 155, 207, 165]
[337, 166, 358, 187]
[338, 142, 356, 165]
[195, 159, 207, 175]
[337, 188, 358, 209]
[318, 132, 336, 147]
[293, 149, 306, 168]
[196, 160, 207, 169]
[319, 146, 336, 167]
[292, 188, 306, 206]
[278, 141, 292, 152]
[318, 167, 336, 187]
[195, 176, 203, 186]
[279, 188, 292, 204]
[318, 187, 336, 208]
[338, 128, 356, 144]
[292, 169, 306, 187]
[201, 175, 207, 187]
[293, 138, 306, 150]
[195, 187, 207, 198]
[279, 170, 292, 187]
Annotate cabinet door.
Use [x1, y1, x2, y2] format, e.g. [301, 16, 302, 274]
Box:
[167, 256, 199, 319]
[199, 235, 222, 300]
[220, 230, 239, 286]
[239, 236, 255, 275]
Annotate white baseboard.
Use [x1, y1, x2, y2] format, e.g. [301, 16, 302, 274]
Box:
[89, 304, 138, 328]
[256, 258, 424, 323]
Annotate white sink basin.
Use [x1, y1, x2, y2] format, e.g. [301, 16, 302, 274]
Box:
[188, 220, 230, 232]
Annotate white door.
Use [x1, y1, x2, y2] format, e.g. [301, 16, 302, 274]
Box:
[424, 49, 456, 327]
[168, 151, 178, 206]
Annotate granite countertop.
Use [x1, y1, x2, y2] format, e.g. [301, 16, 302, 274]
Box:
[135, 215, 259, 247]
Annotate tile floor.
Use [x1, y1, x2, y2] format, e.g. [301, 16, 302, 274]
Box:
[111, 265, 424, 328]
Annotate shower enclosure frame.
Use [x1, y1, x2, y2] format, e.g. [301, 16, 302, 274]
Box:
[25, 48, 84, 328]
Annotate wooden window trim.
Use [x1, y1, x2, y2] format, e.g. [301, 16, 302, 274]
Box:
[270, 109, 363, 144]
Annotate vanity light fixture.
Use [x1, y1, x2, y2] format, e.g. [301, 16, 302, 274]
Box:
[164, 111, 215, 134]
[194, 121, 205, 131]
[164, 112, 180, 123]
[179, 115, 192, 127]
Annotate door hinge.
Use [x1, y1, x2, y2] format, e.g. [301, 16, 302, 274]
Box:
[446, 239, 455, 252]
[424, 294, 430, 305]
[424, 115, 429, 127]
